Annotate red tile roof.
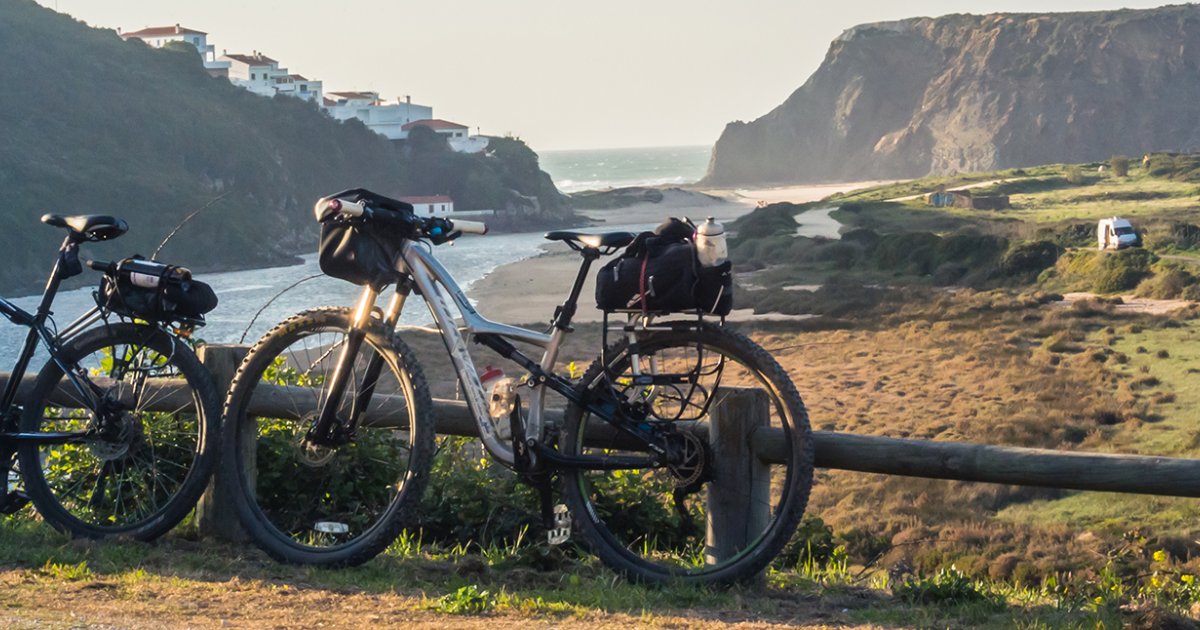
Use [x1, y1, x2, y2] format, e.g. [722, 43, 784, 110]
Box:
[122, 25, 206, 38]
[322, 97, 337, 107]
[222, 53, 278, 66]
[399, 195, 453, 204]
[327, 91, 379, 101]
[401, 119, 469, 131]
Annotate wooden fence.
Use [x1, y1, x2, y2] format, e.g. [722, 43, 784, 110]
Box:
[12, 343, 1200, 546]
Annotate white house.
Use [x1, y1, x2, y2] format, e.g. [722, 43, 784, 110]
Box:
[272, 74, 323, 103]
[120, 25, 231, 77]
[324, 93, 434, 140]
[220, 52, 291, 98]
[399, 195, 454, 217]
[401, 119, 486, 153]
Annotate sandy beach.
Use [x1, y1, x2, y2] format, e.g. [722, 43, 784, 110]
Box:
[469, 181, 884, 325]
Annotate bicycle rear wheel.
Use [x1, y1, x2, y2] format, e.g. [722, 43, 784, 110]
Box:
[18, 323, 220, 540]
[560, 322, 813, 584]
[221, 307, 435, 566]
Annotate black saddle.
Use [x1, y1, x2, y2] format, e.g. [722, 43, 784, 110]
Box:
[42, 214, 128, 242]
[544, 230, 635, 252]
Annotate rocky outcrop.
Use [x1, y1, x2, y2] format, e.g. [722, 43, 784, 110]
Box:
[704, 7, 1200, 185]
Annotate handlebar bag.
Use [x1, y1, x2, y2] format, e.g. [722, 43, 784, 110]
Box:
[318, 219, 402, 287]
[317, 189, 417, 287]
[595, 218, 733, 316]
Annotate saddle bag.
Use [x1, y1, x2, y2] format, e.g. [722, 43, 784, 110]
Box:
[595, 218, 733, 316]
[95, 257, 218, 324]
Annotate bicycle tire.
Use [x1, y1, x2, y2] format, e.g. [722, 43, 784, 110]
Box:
[559, 322, 814, 585]
[18, 323, 220, 540]
[221, 307, 435, 566]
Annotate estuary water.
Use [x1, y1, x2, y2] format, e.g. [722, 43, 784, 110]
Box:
[0, 230, 556, 366]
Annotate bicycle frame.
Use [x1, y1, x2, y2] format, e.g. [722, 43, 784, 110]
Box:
[313, 237, 670, 469]
[0, 237, 110, 441]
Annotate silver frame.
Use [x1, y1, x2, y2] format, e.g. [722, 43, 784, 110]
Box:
[393, 241, 566, 465]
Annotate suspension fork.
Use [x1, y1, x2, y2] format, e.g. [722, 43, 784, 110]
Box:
[308, 286, 378, 445]
[347, 285, 410, 428]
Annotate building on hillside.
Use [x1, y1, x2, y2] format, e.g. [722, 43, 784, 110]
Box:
[925, 189, 1010, 210]
[220, 52, 291, 98]
[325, 93, 434, 140]
[402, 119, 470, 139]
[401, 119, 487, 153]
[272, 74, 323, 103]
[399, 195, 454, 217]
[120, 24, 230, 77]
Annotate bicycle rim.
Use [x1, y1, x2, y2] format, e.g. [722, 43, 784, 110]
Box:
[562, 326, 812, 583]
[231, 314, 424, 555]
[21, 326, 210, 536]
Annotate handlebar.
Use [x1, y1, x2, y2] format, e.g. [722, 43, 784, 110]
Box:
[86, 259, 117, 274]
[314, 195, 489, 243]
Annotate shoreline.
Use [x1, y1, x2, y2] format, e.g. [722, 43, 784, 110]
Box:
[469, 181, 884, 325]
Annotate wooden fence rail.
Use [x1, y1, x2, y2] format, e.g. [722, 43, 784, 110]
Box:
[8, 343, 1200, 543]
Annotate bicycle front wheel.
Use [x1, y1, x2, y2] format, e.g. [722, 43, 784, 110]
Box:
[221, 307, 435, 566]
[18, 323, 220, 540]
[560, 322, 814, 585]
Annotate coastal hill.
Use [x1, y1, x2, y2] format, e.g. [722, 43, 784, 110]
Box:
[703, 6, 1200, 186]
[0, 0, 571, 293]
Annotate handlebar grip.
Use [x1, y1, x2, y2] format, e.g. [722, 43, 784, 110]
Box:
[449, 219, 488, 235]
[86, 259, 116, 274]
[314, 197, 366, 222]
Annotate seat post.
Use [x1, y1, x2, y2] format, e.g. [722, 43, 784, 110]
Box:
[552, 248, 599, 331]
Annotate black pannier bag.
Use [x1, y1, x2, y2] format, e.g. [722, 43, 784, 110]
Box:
[317, 188, 417, 287]
[95, 257, 218, 324]
[595, 217, 733, 316]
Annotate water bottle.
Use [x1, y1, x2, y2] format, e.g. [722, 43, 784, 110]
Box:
[695, 217, 727, 267]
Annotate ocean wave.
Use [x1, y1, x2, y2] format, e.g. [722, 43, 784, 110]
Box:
[557, 175, 694, 194]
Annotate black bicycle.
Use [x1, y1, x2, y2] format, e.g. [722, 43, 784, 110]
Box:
[222, 190, 814, 585]
[0, 214, 220, 540]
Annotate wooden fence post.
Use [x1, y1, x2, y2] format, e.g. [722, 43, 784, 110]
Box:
[195, 344, 248, 541]
[706, 387, 771, 566]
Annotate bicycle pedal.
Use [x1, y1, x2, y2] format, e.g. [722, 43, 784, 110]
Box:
[0, 491, 29, 515]
[547, 503, 571, 546]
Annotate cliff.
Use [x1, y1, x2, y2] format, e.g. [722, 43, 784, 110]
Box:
[0, 0, 572, 293]
[704, 6, 1200, 185]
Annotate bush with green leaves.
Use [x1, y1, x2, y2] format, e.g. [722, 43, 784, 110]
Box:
[894, 566, 1004, 609]
[1000, 240, 1061, 280]
[1111, 155, 1130, 177]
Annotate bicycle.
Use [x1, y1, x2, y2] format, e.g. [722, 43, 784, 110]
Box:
[221, 189, 814, 584]
[0, 214, 220, 540]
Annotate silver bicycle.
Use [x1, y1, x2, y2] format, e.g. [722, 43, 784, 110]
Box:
[220, 190, 814, 584]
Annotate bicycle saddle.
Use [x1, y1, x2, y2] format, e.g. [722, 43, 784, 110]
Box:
[41, 214, 129, 241]
[544, 230, 635, 251]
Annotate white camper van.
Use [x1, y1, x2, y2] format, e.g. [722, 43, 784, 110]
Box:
[1097, 217, 1138, 250]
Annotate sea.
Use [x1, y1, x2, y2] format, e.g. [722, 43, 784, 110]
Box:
[539, 145, 711, 193]
[0, 146, 712, 365]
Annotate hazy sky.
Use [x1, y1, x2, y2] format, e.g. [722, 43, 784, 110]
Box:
[40, 0, 1175, 151]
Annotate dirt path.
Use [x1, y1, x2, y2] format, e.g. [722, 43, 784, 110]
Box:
[885, 177, 1030, 202]
[1053, 292, 1194, 315]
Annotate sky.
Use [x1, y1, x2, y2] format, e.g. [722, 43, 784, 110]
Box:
[39, 0, 1177, 152]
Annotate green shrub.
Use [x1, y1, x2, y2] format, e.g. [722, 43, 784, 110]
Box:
[1065, 166, 1085, 185]
[872, 232, 942, 275]
[894, 566, 1004, 608]
[1000, 240, 1061, 279]
[1136, 266, 1199, 299]
[935, 231, 1007, 269]
[841, 227, 881, 249]
[1111, 155, 1130, 177]
[811, 240, 863, 269]
[775, 516, 837, 569]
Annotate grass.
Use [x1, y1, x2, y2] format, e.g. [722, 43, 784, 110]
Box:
[0, 516, 1167, 629]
